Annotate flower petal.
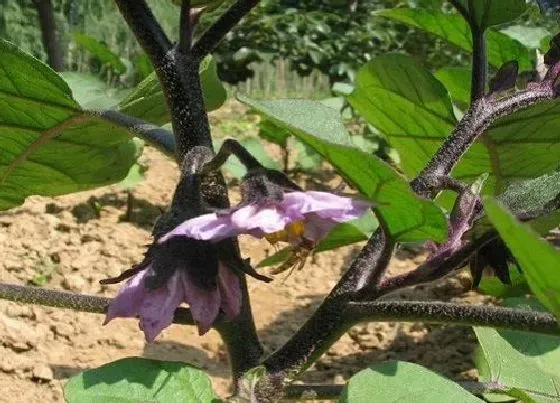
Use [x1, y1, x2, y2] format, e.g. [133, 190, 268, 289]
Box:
[230, 204, 295, 234]
[159, 213, 236, 242]
[282, 191, 371, 222]
[302, 214, 340, 243]
[217, 264, 242, 320]
[104, 264, 151, 324]
[181, 272, 221, 335]
[137, 270, 185, 343]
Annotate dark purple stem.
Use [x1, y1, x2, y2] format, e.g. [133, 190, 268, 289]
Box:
[190, 0, 260, 61]
[113, 0, 263, 381]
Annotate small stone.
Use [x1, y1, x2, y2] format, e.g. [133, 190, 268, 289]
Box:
[0, 313, 41, 351]
[51, 322, 75, 337]
[32, 364, 54, 381]
[62, 274, 87, 292]
[5, 304, 34, 319]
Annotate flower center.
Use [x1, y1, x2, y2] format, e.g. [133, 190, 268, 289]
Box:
[264, 220, 305, 245]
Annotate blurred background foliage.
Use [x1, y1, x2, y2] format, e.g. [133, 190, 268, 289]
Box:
[1, 0, 557, 93]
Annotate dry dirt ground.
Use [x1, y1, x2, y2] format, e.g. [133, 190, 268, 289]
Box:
[0, 144, 489, 402]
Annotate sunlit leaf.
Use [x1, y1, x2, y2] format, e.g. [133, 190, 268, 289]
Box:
[434, 67, 471, 107]
[119, 55, 227, 125]
[474, 326, 560, 402]
[238, 95, 448, 242]
[484, 197, 560, 319]
[376, 8, 533, 69]
[456, 0, 526, 29]
[0, 39, 138, 211]
[64, 357, 219, 403]
[349, 54, 560, 199]
[341, 361, 483, 402]
[72, 32, 126, 74]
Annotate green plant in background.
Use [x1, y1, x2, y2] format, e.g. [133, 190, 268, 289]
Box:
[0, 0, 559, 402]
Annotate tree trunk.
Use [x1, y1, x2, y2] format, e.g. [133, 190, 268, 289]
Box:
[34, 0, 64, 71]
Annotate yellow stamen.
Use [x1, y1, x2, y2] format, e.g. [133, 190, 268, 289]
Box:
[264, 220, 305, 245]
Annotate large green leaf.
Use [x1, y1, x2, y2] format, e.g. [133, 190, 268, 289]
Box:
[500, 298, 560, 377]
[341, 361, 483, 403]
[348, 53, 456, 180]
[0, 39, 139, 210]
[474, 326, 560, 402]
[119, 56, 227, 125]
[72, 32, 126, 74]
[238, 95, 448, 242]
[456, 0, 526, 29]
[64, 358, 219, 403]
[484, 197, 560, 319]
[349, 54, 560, 197]
[376, 8, 533, 70]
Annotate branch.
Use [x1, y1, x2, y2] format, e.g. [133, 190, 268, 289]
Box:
[411, 74, 560, 197]
[113, 0, 172, 68]
[191, 0, 259, 61]
[346, 301, 560, 335]
[470, 24, 487, 102]
[178, 0, 192, 54]
[263, 229, 394, 377]
[94, 110, 175, 156]
[377, 232, 497, 297]
[0, 283, 194, 324]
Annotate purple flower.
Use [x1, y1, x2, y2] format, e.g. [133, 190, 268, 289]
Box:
[159, 190, 372, 247]
[103, 239, 242, 341]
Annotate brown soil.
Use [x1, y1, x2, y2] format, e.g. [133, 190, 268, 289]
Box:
[0, 144, 488, 402]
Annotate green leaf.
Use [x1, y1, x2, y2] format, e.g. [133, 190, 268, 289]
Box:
[500, 297, 560, 377]
[257, 247, 292, 268]
[456, 0, 526, 29]
[474, 326, 560, 402]
[348, 54, 456, 179]
[341, 361, 483, 403]
[238, 95, 448, 242]
[501, 25, 551, 49]
[72, 32, 126, 74]
[315, 210, 378, 252]
[61, 72, 130, 109]
[119, 55, 227, 125]
[257, 211, 378, 267]
[349, 54, 560, 198]
[64, 357, 220, 403]
[477, 265, 529, 298]
[258, 117, 291, 147]
[484, 197, 560, 319]
[215, 137, 281, 178]
[293, 139, 322, 171]
[498, 171, 560, 221]
[434, 67, 471, 107]
[0, 39, 139, 211]
[376, 8, 533, 70]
